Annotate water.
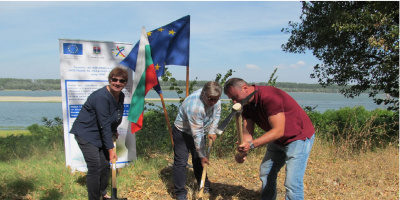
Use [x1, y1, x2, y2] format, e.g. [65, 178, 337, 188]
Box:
[0, 90, 388, 129]
[0, 102, 62, 130]
[288, 92, 386, 112]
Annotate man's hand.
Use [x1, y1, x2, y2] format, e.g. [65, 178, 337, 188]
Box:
[208, 134, 217, 142]
[235, 152, 247, 164]
[237, 141, 251, 153]
[201, 157, 210, 167]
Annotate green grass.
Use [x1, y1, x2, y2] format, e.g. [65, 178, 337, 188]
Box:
[0, 129, 30, 137]
[1, 109, 398, 199]
[1, 137, 398, 200]
[0, 148, 87, 199]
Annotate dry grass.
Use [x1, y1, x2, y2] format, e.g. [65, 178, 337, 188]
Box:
[0, 96, 62, 102]
[113, 137, 399, 200]
[304, 139, 399, 200]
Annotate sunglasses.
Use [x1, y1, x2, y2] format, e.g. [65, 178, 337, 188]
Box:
[203, 93, 220, 101]
[110, 78, 127, 83]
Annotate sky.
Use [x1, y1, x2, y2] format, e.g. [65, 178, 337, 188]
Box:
[0, 1, 322, 84]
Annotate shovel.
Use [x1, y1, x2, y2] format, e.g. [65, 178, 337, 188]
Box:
[198, 139, 213, 198]
[107, 137, 127, 200]
[215, 90, 257, 135]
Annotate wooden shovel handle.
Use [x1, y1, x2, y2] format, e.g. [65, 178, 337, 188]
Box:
[235, 113, 243, 144]
[198, 139, 213, 198]
[235, 113, 247, 158]
[112, 140, 117, 189]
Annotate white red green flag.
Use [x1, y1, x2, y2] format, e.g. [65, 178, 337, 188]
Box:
[128, 27, 158, 133]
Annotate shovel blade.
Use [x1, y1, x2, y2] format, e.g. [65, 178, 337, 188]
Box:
[215, 110, 237, 135]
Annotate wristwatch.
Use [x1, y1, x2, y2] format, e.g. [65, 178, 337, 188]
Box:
[248, 141, 255, 150]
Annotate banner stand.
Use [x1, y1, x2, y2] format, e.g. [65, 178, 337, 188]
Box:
[59, 38, 135, 172]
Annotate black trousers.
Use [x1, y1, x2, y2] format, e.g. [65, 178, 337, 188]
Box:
[172, 126, 210, 199]
[75, 135, 110, 200]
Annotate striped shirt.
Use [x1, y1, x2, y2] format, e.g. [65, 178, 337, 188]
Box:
[174, 89, 221, 157]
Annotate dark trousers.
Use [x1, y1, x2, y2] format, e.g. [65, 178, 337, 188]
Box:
[75, 135, 110, 200]
[172, 126, 210, 199]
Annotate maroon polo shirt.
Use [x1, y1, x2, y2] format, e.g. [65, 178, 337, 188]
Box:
[242, 85, 315, 146]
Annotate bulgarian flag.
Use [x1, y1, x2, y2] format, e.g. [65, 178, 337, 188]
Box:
[128, 27, 158, 133]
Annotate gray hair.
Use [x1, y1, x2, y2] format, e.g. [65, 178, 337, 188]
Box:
[202, 81, 222, 96]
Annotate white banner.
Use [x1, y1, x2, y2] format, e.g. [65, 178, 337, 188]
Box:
[59, 39, 136, 172]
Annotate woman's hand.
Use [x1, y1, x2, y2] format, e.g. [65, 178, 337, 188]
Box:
[109, 149, 117, 161]
[113, 132, 119, 140]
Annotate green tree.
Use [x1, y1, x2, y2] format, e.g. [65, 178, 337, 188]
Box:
[215, 69, 234, 89]
[282, 1, 399, 111]
[268, 68, 278, 86]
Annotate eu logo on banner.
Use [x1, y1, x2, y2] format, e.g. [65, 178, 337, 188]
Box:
[63, 43, 83, 55]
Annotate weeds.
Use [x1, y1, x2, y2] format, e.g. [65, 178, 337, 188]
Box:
[0, 117, 64, 161]
[331, 114, 395, 157]
[308, 106, 398, 157]
[0, 107, 398, 199]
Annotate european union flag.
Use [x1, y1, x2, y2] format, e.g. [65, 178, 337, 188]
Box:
[63, 43, 83, 55]
[120, 15, 190, 81]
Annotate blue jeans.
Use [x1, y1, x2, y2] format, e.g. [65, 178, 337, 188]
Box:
[259, 134, 315, 200]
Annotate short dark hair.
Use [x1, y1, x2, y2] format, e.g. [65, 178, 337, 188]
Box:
[108, 66, 129, 80]
[224, 78, 249, 94]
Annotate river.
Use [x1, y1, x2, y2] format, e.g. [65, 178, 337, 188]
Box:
[0, 90, 388, 130]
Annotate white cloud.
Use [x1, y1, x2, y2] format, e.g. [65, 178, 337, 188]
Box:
[0, 1, 319, 83]
[246, 64, 260, 70]
[290, 60, 306, 68]
[273, 60, 307, 70]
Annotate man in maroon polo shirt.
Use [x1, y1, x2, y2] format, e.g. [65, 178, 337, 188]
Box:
[224, 78, 315, 200]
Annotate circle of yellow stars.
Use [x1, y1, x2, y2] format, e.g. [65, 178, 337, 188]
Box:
[68, 44, 79, 53]
[145, 27, 177, 71]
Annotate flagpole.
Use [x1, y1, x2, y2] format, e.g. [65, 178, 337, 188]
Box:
[186, 65, 189, 97]
[159, 92, 174, 146]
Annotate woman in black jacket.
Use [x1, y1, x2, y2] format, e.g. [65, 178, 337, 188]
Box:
[70, 66, 128, 200]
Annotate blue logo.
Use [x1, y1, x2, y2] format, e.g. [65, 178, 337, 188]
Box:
[63, 43, 83, 55]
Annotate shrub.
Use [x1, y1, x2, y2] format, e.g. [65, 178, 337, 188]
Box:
[28, 117, 64, 145]
[135, 104, 178, 157]
[0, 117, 64, 161]
[308, 106, 398, 156]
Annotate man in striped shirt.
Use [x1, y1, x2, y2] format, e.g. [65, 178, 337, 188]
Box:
[172, 81, 222, 200]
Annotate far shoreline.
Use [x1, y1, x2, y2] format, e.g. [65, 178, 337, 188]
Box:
[0, 96, 231, 103]
[0, 89, 373, 95]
